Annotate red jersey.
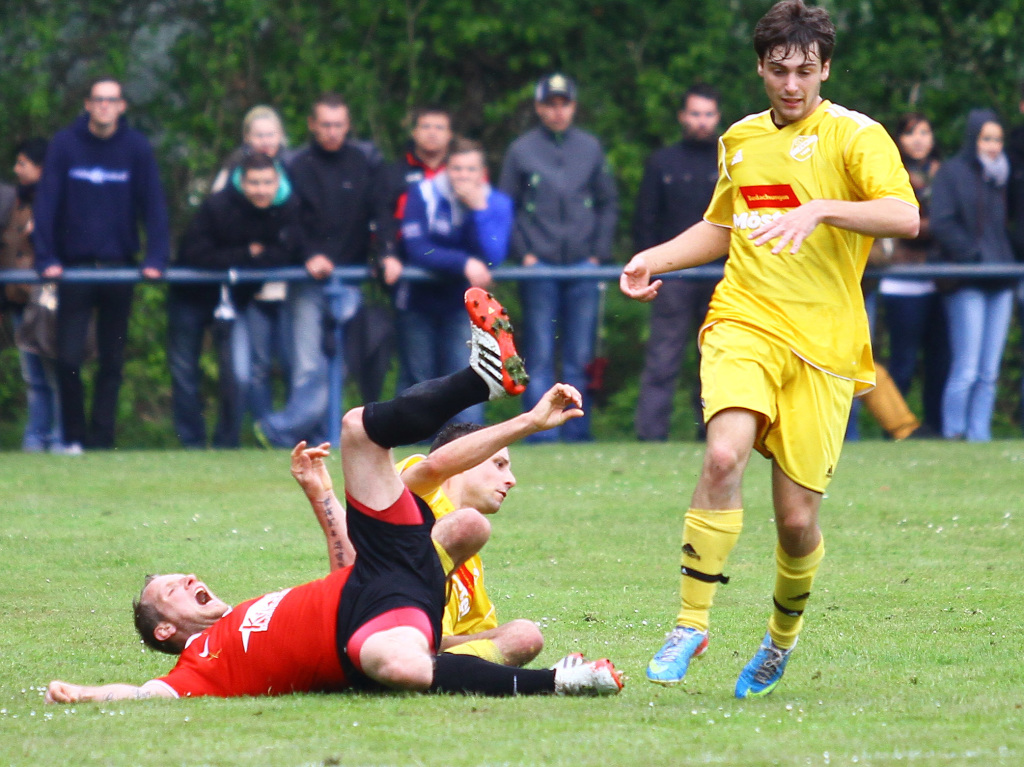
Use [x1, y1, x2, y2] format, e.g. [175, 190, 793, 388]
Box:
[152, 568, 352, 698]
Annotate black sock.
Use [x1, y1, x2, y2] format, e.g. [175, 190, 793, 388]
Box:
[429, 653, 556, 696]
[362, 369, 489, 449]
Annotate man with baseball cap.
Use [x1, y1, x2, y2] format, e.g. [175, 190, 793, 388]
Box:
[499, 73, 618, 443]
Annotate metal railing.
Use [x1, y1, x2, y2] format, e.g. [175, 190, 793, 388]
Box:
[4, 262, 1023, 447]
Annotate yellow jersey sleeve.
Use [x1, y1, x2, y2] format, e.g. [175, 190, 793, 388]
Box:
[701, 101, 917, 391]
[394, 454, 498, 637]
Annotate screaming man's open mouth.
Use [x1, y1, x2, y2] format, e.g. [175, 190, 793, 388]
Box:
[196, 589, 211, 606]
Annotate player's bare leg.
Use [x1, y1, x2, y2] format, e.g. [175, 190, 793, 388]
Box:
[440, 619, 544, 667]
[771, 463, 822, 557]
[690, 408, 759, 509]
[431, 508, 492, 575]
[359, 626, 435, 691]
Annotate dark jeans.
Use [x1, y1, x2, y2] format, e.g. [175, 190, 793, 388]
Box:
[396, 305, 483, 424]
[55, 280, 134, 448]
[882, 291, 949, 435]
[635, 279, 715, 441]
[167, 291, 241, 448]
[518, 266, 600, 442]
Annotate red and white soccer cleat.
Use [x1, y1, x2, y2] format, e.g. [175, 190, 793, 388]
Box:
[553, 657, 624, 696]
[465, 287, 529, 399]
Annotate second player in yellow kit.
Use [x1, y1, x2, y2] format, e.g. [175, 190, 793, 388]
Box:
[396, 454, 500, 645]
[621, 0, 920, 698]
[395, 381, 588, 668]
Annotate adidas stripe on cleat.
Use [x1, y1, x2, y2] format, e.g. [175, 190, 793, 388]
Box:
[465, 287, 529, 399]
[549, 652, 586, 670]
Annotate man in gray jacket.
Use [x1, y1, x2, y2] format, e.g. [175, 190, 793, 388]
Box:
[499, 74, 618, 442]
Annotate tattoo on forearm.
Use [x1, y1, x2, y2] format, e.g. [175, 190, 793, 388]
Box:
[322, 495, 346, 565]
[322, 496, 338, 538]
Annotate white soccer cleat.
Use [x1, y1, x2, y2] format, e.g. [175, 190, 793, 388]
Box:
[554, 657, 624, 696]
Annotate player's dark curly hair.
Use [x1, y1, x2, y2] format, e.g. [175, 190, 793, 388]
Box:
[753, 0, 836, 65]
[133, 574, 184, 655]
[429, 422, 485, 453]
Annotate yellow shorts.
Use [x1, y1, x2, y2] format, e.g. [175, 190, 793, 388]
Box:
[699, 321, 855, 493]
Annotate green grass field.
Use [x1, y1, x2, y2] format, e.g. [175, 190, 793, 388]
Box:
[2, 441, 1024, 766]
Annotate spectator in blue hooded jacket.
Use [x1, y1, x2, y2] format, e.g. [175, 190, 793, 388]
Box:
[398, 137, 513, 424]
[32, 76, 170, 451]
[931, 109, 1015, 442]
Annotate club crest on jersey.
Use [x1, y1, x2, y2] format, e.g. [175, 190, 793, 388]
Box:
[239, 588, 291, 651]
[789, 135, 819, 162]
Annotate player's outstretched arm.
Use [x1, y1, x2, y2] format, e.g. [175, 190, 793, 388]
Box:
[290, 441, 355, 571]
[45, 679, 174, 704]
[401, 384, 583, 498]
[620, 220, 730, 302]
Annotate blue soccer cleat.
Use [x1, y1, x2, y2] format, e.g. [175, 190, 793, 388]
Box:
[646, 625, 709, 685]
[735, 633, 796, 698]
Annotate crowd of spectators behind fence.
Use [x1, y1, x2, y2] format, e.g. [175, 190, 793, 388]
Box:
[4, 73, 1024, 451]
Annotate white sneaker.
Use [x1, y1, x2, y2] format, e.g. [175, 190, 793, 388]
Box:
[554, 657, 624, 696]
[52, 442, 84, 456]
[549, 652, 586, 670]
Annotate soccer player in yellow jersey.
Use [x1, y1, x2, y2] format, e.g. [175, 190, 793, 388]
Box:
[395, 408, 573, 667]
[621, 0, 919, 698]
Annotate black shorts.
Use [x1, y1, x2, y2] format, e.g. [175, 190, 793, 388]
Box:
[334, 488, 446, 686]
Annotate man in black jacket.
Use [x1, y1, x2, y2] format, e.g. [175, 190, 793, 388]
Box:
[256, 93, 390, 448]
[633, 84, 722, 441]
[169, 153, 302, 448]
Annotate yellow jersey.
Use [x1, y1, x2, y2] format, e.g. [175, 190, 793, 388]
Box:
[394, 455, 498, 637]
[703, 100, 918, 392]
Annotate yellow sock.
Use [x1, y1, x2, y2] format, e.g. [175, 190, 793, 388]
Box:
[443, 639, 504, 665]
[675, 508, 743, 632]
[768, 539, 825, 649]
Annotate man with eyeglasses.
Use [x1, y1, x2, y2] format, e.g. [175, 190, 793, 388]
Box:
[33, 76, 170, 452]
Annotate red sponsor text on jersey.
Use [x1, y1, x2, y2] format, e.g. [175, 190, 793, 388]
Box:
[740, 184, 801, 209]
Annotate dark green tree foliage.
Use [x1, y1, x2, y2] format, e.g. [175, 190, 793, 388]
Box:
[2, 1, 1024, 443]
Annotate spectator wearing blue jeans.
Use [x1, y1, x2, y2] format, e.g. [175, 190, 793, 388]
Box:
[398, 138, 513, 424]
[256, 93, 388, 448]
[171, 153, 302, 447]
[211, 105, 295, 426]
[1, 138, 66, 452]
[931, 109, 1015, 441]
[499, 74, 618, 442]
